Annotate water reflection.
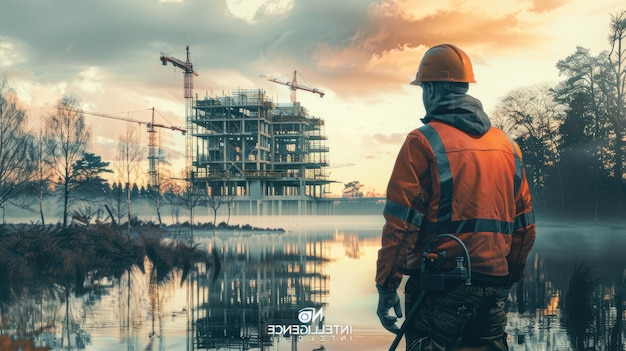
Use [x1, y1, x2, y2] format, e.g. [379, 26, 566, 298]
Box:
[192, 229, 331, 350]
[0, 223, 212, 351]
[1, 218, 626, 350]
[501, 223, 626, 351]
[196, 220, 626, 351]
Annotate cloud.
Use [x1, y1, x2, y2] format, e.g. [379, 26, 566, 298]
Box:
[0, 1, 549, 101]
[0, 37, 24, 68]
[225, 0, 294, 24]
[76, 67, 104, 93]
[530, 0, 568, 13]
[354, 132, 406, 162]
[371, 132, 407, 145]
[0, 0, 620, 193]
[306, 1, 556, 99]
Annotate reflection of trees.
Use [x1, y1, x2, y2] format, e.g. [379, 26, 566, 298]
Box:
[608, 277, 624, 351]
[193, 232, 330, 350]
[0, 224, 215, 349]
[0, 225, 135, 305]
[506, 228, 626, 350]
[141, 232, 212, 337]
[509, 253, 556, 314]
[341, 233, 362, 259]
[565, 260, 596, 350]
[0, 334, 52, 351]
[0, 224, 140, 349]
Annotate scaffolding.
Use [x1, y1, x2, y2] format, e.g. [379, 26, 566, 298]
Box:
[190, 89, 334, 215]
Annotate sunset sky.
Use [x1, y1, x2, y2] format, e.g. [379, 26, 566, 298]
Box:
[0, 0, 622, 196]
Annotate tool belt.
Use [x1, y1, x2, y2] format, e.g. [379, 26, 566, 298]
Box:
[417, 234, 472, 291]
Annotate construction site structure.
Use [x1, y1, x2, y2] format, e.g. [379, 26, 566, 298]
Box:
[189, 89, 334, 215]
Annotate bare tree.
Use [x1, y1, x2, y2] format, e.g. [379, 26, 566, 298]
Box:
[108, 182, 126, 225]
[206, 192, 227, 230]
[45, 96, 91, 227]
[225, 195, 235, 226]
[186, 172, 208, 221]
[148, 148, 170, 226]
[115, 124, 145, 228]
[492, 84, 566, 198]
[608, 10, 626, 182]
[205, 191, 235, 226]
[163, 180, 185, 225]
[31, 129, 53, 225]
[0, 80, 35, 214]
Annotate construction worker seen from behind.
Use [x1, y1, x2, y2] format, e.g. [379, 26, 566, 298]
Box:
[375, 43, 536, 351]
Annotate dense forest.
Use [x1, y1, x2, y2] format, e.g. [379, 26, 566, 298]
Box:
[1, 12, 625, 224]
[483, 11, 626, 220]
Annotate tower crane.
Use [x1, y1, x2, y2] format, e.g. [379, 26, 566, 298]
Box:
[263, 70, 325, 103]
[159, 45, 198, 99]
[56, 106, 186, 188]
[160, 45, 198, 174]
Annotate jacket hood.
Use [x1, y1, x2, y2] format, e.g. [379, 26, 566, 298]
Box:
[421, 93, 491, 136]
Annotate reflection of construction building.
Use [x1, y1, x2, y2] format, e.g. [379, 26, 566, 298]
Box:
[193, 232, 330, 350]
[190, 89, 334, 215]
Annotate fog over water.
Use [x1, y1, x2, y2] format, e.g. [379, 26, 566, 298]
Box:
[2, 207, 625, 350]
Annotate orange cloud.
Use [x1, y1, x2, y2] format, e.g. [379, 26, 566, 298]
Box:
[311, 2, 549, 98]
[530, 0, 568, 13]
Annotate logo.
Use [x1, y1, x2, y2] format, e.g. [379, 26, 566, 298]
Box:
[266, 306, 352, 342]
[298, 307, 324, 324]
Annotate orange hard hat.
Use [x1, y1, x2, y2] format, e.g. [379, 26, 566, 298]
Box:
[410, 44, 476, 86]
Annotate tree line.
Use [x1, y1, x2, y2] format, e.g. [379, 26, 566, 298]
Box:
[491, 11, 626, 220]
[0, 87, 200, 226]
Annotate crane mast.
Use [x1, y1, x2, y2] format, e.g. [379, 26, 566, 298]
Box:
[160, 45, 198, 176]
[265, 70, 325, 103]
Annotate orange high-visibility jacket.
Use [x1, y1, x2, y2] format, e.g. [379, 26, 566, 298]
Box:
[375, 119, 536, 290]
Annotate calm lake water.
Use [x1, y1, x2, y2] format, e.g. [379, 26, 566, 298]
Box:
[4, 215, 626, 351]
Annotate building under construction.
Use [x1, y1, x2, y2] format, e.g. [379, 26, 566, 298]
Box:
[189, 89, 334, 215]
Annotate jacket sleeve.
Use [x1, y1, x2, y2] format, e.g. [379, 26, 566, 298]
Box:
[375, 133, 431, 290]
[506, 142, 536, 284]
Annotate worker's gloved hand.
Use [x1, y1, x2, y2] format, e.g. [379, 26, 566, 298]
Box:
[376, 285, 402, 334]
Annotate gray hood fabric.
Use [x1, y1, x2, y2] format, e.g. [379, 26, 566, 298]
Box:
[420, 93, 491, 136]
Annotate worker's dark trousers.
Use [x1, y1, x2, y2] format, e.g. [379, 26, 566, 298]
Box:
[404, 275, 508, 351]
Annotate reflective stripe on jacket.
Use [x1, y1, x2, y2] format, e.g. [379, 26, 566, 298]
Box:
[375, 121, 536, 289]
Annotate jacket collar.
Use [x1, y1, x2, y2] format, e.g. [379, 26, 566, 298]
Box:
[421, 93, 491, 136]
